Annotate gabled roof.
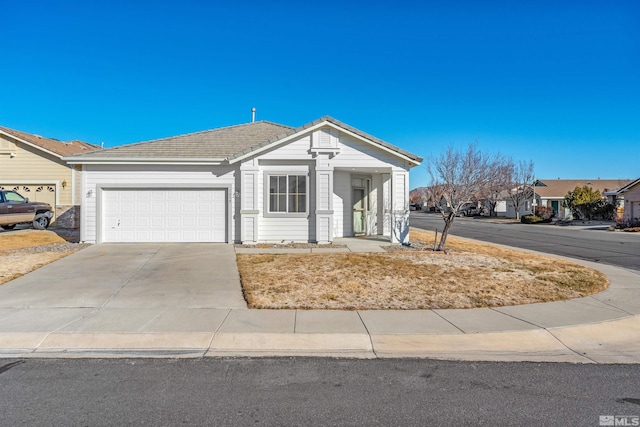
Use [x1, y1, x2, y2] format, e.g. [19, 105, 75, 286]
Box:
[533, 179, 633, 198]
[0, 125, 101, 158]
[616, 177, 640, 193]
[65, 116, 423, 165]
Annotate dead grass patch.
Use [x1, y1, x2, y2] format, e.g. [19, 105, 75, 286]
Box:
[0, 230, 84, 286]
[0, 230, 66, 251]
[238, 229, 609, 310]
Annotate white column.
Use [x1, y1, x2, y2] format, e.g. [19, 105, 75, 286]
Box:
[239, 160, 259, 243]
[315, 156, 334, 243]
[390, 169, 410, 244]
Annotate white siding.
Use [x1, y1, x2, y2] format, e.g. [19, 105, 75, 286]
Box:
[243, 172, 256, 210]
[255, 164, 311, 242]
[82, 164, 236, 243]
[318, 173, 331, 211]
[332, 133, 407, 170]
[258, 135, 313, 160]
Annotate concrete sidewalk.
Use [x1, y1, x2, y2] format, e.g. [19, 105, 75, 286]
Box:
[0, 238, 639, 363]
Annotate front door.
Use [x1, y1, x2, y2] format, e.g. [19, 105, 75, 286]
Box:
[353, 188, 366, 235]
[551, 200, 559, 216]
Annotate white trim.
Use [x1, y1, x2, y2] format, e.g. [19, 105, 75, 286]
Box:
[71, 165, 76, 206]
[95, 184, 232, 244]
[230, 122, 329, 164]
[263, 172, 309, 218]
[65, 158, 226, 165]
[230, 121, 420, 166]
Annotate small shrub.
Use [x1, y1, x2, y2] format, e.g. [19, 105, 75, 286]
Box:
[614, 218, 640, 231]
[534, 206, 554, 221]
[521, 214, 545, 224]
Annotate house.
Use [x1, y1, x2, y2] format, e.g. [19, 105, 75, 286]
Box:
[497, 179, 632, 219]
[65, 116, 422, 244]
[0, 126, 101, 228]
[615, 178, 640, 222]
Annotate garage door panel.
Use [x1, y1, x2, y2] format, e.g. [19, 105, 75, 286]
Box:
[102, 188, 227, 243]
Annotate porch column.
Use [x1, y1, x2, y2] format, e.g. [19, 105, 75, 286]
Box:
[390, 169, 410, 244]
[382, 173, 392, 238]
[315, 158, 334, 243]
[239, 161, 259, 243]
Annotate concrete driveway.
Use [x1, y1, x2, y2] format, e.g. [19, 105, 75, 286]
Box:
[0, 243, 247, 340]
[0, 243, 247, 310]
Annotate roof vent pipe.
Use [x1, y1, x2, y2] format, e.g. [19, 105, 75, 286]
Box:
[251, 107, 256, 123]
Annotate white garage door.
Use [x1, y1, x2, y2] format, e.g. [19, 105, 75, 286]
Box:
[102, 189, 227, 242]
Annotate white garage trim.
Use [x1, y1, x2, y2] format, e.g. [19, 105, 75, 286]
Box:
[96, 184, 232, 243]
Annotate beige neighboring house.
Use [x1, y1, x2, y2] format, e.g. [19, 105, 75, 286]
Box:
[532, 179, 632, 219]
[497, 178, 632, 219]
[0, 125, 101, 228]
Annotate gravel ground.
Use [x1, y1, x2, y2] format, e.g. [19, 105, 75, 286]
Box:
[235, 243, 347, 249]
[4, 242, 91, 254]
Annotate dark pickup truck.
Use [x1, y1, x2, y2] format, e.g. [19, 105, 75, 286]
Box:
[0, 190, 54, 230]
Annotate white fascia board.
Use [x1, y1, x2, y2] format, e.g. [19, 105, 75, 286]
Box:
[64, 157, 227, 165]
[0, 130, 64, 160]
[229, 122, 329, 164]
[229, 121, 421, 167]
[332, 125, 421, 167]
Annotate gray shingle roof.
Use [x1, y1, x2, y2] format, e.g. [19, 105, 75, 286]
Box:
[66, 116, 423, 164]
[67, 121, 292, 160]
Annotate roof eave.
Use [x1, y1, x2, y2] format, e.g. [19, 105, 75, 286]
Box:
[228, 118, 422, 166]
[0, 129, 65, 159]
[64, 157, 227, 165]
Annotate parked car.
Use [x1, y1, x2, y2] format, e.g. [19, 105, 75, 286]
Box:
[0, 190, 54, 230]
[455, 204, 478, 216]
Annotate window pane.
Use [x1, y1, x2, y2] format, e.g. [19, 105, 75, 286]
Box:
[297, 176, 306, 193]
[288, 195, 306, 213]
[288, 175, 297, 193]
[278, 176, 286, 193]
[277, 195, 286, 212]
[269, 176, 278, 194]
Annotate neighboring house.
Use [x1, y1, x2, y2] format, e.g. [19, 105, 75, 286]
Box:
[616, 178, 640, 222]
[497, 179, 632, 219]
[0, 126, 101, 228]
[66, 116, 422, 244]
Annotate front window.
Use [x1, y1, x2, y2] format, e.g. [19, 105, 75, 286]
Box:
[4, 191, 26, 203]
[269, 175, 306, 213]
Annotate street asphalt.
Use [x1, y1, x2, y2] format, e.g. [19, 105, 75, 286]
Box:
[0, 236, 638, 363]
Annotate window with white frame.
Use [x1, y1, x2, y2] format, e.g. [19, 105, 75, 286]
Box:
[268, 175, 307, 213]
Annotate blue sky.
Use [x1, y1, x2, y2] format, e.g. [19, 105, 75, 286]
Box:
[1, 0, 638, 188]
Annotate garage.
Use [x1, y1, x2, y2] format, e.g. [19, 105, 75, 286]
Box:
[101, 188, 227, 243]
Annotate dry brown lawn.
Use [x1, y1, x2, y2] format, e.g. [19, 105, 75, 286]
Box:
[237, 229, 609, 310]
[0, 231, 81, 286]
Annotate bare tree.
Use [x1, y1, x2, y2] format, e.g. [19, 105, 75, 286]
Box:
[505, 160, 534, 220]
[480, 161, 512, 217]
[427, 144, 507, 251]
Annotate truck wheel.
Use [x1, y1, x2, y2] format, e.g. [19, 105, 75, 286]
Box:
[33, 214, 50, 230]
[1, 224, 16, 230]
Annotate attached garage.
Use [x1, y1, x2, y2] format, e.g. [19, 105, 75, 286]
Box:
[100, 188, 228, 243]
